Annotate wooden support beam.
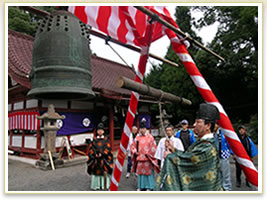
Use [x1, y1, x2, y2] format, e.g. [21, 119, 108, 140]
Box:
[117, 76, 192, 106]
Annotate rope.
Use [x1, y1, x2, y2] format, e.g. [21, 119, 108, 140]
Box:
[158, 91, 165, 136]
[105, 36, 131, 67]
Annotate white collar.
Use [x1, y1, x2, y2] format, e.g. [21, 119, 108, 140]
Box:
[201, 133, 214, 140]
[140, 130, 149, 136]
[97, 135, 104, 139]
[165, 136, 174, 140]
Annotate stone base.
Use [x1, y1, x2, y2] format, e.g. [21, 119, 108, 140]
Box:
[36, 153, 64, 170]
[39, 152, 60, 160]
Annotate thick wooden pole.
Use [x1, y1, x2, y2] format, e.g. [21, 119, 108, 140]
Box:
[117, 76, 192, 106]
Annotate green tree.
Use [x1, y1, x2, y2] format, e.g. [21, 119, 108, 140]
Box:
[145, 6, 258, 126]
[8, 7, 57, 37]
[193, 6, 258, 122]
[8, 7, 37, 36]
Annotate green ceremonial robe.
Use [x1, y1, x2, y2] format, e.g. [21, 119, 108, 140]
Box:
[154, 138, 222, 191]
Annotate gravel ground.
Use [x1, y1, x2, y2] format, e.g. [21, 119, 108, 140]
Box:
[8, 158, 137, 191]
[7, 155, 258, 192]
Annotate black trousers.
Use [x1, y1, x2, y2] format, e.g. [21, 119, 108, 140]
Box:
[235, 161, 249, 184]
[235, 162, 242, 183]
[127, 156, 132, 173]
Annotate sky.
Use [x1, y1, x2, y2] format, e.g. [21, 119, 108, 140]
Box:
[89, 6, 219, 75]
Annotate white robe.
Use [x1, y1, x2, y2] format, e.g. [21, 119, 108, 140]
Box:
[155, 136, 184, 168]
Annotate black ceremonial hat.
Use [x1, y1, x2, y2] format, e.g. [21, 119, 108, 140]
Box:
[97, 122, 104, 130]
[140, 118, 147, 128]
[196, 103, 220, 123]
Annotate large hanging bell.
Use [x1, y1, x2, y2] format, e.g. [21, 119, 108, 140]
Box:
[27, 10, 95, 100]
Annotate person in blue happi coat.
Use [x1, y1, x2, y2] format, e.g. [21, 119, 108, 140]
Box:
[175, 119, 195, 151]
[235, 125, 258, 188]
[214, 124, 233, 191]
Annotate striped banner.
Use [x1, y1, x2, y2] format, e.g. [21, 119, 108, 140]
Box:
[68, 6, 171, 47]
[163, 23, 258, 186]
[8, 112, 40, 131]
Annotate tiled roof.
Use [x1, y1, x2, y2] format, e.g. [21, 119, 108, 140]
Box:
[8, 29, 135, 96]
[8, 30, 33, 89]
[91, 54, 135, 96]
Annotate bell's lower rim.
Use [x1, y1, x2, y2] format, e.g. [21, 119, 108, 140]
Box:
[27, 87, 95, 100]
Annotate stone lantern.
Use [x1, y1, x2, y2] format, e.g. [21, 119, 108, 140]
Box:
[36, 104, 65, 170]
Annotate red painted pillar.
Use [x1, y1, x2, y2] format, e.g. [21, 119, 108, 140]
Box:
[21, 130, 25, 156]
[36, 130, 41, 158]
[93, 128, 96, 137]
[9, 130, 13, 147]
[109, 106, 114, 150]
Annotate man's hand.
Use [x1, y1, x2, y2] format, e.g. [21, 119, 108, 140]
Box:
[165, 139, 169, 147]
[164, 149, 171, 159]
[165, 140, 175, 153]
[96, 153, 102, 158]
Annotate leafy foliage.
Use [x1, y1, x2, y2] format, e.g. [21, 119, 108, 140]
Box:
[145, 6, 258, 128]
[247, 114, 258, 144]
[193, 6, 258, 122]
[8, 7, 37, 36]
[8, 6, 58, 37]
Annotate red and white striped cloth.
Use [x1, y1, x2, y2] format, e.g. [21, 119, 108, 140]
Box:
[8, 112, 40, 131]
[70, 6, 258, 189]
[162, 15, 258, 187]
[68, 6, 172, 47]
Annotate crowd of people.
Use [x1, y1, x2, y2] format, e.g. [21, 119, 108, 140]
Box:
[85, 103, 258, 191]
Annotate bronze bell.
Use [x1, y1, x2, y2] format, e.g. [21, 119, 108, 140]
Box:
[27, 10, 95, 100]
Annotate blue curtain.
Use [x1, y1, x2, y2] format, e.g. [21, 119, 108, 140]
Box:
[56, 112, 95, 136]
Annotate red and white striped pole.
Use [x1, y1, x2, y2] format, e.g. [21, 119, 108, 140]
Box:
[164, 27, 258, 187]
[109, 23, 154, 191]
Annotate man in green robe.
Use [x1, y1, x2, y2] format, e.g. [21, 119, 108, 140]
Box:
[154, 103, 222, 191]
